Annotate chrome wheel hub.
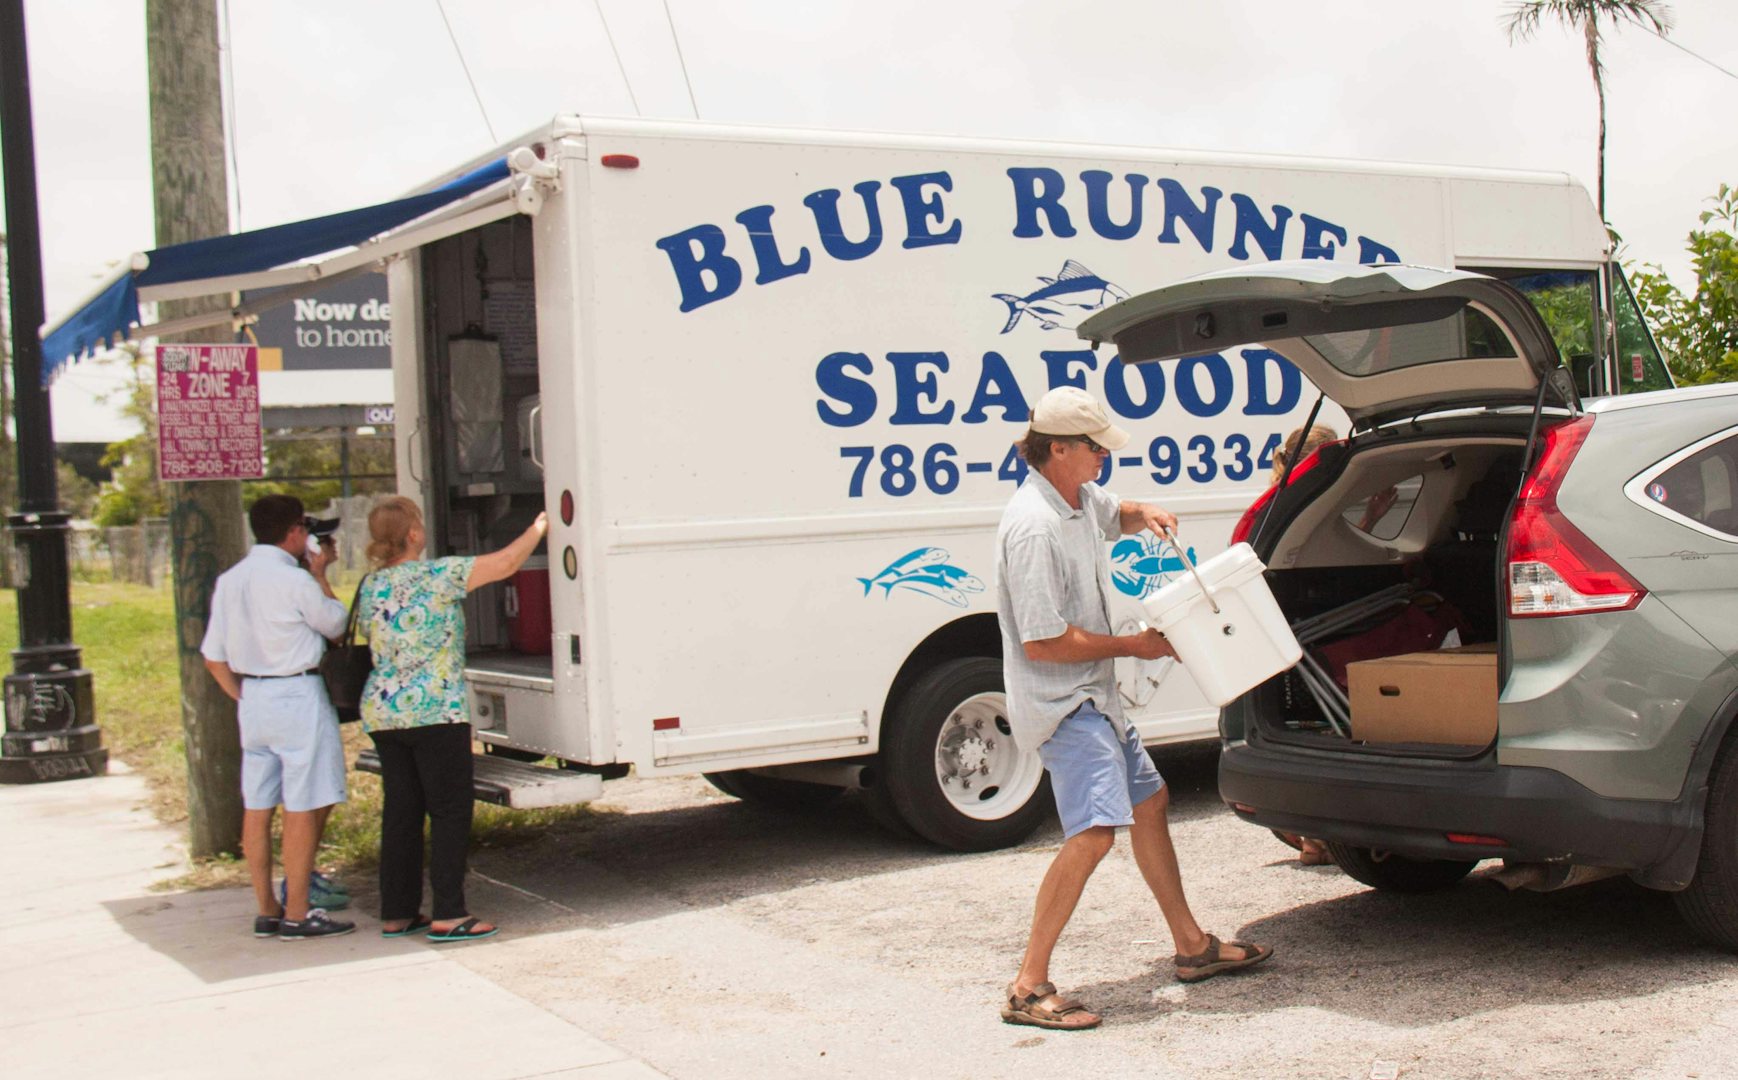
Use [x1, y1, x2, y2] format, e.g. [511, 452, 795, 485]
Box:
[931, 691, 1044, 821]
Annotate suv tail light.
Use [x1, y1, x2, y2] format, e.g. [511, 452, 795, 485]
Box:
[1230, 440, 1341, 545]
[1507, 415, 1645, 617]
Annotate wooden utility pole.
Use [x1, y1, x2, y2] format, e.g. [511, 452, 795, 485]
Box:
[147, 0, 247, 856]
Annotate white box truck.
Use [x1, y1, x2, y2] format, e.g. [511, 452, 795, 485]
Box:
[51, 116, 1670, 849]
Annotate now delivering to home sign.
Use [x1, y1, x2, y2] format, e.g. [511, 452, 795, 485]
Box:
[156, 343, 264, 482]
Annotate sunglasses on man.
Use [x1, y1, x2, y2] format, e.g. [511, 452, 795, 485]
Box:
[1067, 435, 1108, 455]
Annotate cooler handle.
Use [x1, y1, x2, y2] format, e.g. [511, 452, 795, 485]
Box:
[1160, 526, 1221, 616]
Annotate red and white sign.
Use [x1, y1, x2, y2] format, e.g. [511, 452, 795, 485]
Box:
[156, 344, 264, 481]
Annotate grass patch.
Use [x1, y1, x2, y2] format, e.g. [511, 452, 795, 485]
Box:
[0, 582, 186, 821]
[4, 580, 609, 891]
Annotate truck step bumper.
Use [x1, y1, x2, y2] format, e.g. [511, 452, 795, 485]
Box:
[355, 748, 602, 809]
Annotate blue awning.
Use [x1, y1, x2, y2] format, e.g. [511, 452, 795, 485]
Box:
[42, 156, 510, 384]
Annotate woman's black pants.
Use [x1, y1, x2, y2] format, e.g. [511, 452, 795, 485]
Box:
[369, 723, 474, 921]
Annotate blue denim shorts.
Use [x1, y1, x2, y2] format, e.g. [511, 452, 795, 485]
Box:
[1037, 700, 1164, 839]
[238, 675, 347, 812]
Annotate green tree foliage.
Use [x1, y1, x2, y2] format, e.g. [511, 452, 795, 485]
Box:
[56, 462, 98, 519]
[1523, 275, 1597, 360]
[1626, 183, 1738, 386]
[93, 346, 168, 527]
[1505, 1, 1672, 222]
[245, 430, 396, 511]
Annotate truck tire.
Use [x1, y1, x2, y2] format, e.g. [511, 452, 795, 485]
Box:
[702, 771, 746, 799]
[701, 769, 842, 811]
[1674, 738, 1738, 951]
[857, 767, 921, 842]
[875, 657, 1052, 852]
[1324, 842, 1476, 893]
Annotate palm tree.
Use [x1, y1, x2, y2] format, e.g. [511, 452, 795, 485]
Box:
[1505, 0, 1673, 224]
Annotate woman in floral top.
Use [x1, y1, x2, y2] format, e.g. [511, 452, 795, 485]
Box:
[358, 496, 547, 942]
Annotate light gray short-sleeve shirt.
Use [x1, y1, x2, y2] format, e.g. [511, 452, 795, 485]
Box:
[201, 545, 348, 676]
[995, 471, 1125, 749]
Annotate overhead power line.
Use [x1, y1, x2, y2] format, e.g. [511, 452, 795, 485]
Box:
[593, 0, 642, 115]
[435, 0, 498, 144]
[219, 0, 242, 227]
[1651, 29, 1738, 84]
[663, 0, 699, 119]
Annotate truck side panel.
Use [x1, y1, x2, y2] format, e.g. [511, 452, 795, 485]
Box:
[572, 133, 1471, 774]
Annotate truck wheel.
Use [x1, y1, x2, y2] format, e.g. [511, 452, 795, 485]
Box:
[702, 769, 842, 811]
[1674, 738, 1738, 951]
[1324, 842, 1477, 893]
[702, 771, 746, 799]
[856, 776, 920, 842]
[876, 657, 1052, 852]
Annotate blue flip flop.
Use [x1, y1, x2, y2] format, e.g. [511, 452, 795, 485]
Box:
[427, 917, 498, 943]
[381, 915, 432, 939]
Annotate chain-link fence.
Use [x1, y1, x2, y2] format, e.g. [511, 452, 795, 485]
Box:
[320, 494, 378, 574]
[62, 497, 382, 586]
[68, 519, 173, 585]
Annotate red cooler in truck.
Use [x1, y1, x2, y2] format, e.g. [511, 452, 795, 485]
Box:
[504, 556, 551, 654]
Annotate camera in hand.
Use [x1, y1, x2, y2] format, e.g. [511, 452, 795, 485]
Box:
[303, 516, 340, 559]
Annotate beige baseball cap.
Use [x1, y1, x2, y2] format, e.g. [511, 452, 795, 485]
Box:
[1028, 386, 1130, 451]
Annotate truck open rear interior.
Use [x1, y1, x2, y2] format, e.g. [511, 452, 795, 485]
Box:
[418, 215, 553, 685]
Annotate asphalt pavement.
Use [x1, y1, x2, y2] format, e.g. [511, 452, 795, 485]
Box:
[8, 745, 1738, 1079]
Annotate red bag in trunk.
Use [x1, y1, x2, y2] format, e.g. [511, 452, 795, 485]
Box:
[1314, 599, 1470, 690]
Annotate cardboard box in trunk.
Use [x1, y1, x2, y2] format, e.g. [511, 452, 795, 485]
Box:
[1347, 644, 1498, 746]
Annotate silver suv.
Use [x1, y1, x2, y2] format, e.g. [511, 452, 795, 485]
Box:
[1081, 263, 1738, 947]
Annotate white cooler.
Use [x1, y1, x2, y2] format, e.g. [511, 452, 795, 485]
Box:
[1140, 541, 1302, 707]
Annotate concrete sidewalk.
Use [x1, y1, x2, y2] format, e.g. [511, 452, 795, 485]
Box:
[0, 764, 664, 1080]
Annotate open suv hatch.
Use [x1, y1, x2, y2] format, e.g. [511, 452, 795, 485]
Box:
[1080, 262, 1738, 948]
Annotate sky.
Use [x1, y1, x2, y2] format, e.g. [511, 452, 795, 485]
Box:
[11, 0, 1738, 442]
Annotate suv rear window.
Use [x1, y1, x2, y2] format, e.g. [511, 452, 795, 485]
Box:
[1304, 306, 1515, 377]
[1639, 429, 1738, 540]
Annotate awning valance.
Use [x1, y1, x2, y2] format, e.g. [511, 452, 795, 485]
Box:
[41, 156, 511, 384]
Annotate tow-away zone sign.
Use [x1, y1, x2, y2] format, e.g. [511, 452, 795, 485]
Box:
[156, 343, 264, 482]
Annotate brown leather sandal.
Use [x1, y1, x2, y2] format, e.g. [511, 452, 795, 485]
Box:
[1000, 981, 1102, 1030]
[1173, 934, 1274, 983]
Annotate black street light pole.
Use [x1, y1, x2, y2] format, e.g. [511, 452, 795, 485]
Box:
[0, 0, 102, 783]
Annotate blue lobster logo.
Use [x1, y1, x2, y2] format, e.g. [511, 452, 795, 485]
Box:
[1110, 533, 1197, 599]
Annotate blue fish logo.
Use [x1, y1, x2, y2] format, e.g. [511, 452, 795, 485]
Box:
[1110, 534, 1196, 599]
[992, 260, 1130, 333]
[858, 547, 986, 609]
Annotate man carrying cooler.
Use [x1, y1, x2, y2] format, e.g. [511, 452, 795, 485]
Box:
[996, 387, 1273, 1030]
[202, 494, 355, 940]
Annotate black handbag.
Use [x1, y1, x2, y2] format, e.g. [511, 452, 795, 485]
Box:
[320, 575, 373, 723]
